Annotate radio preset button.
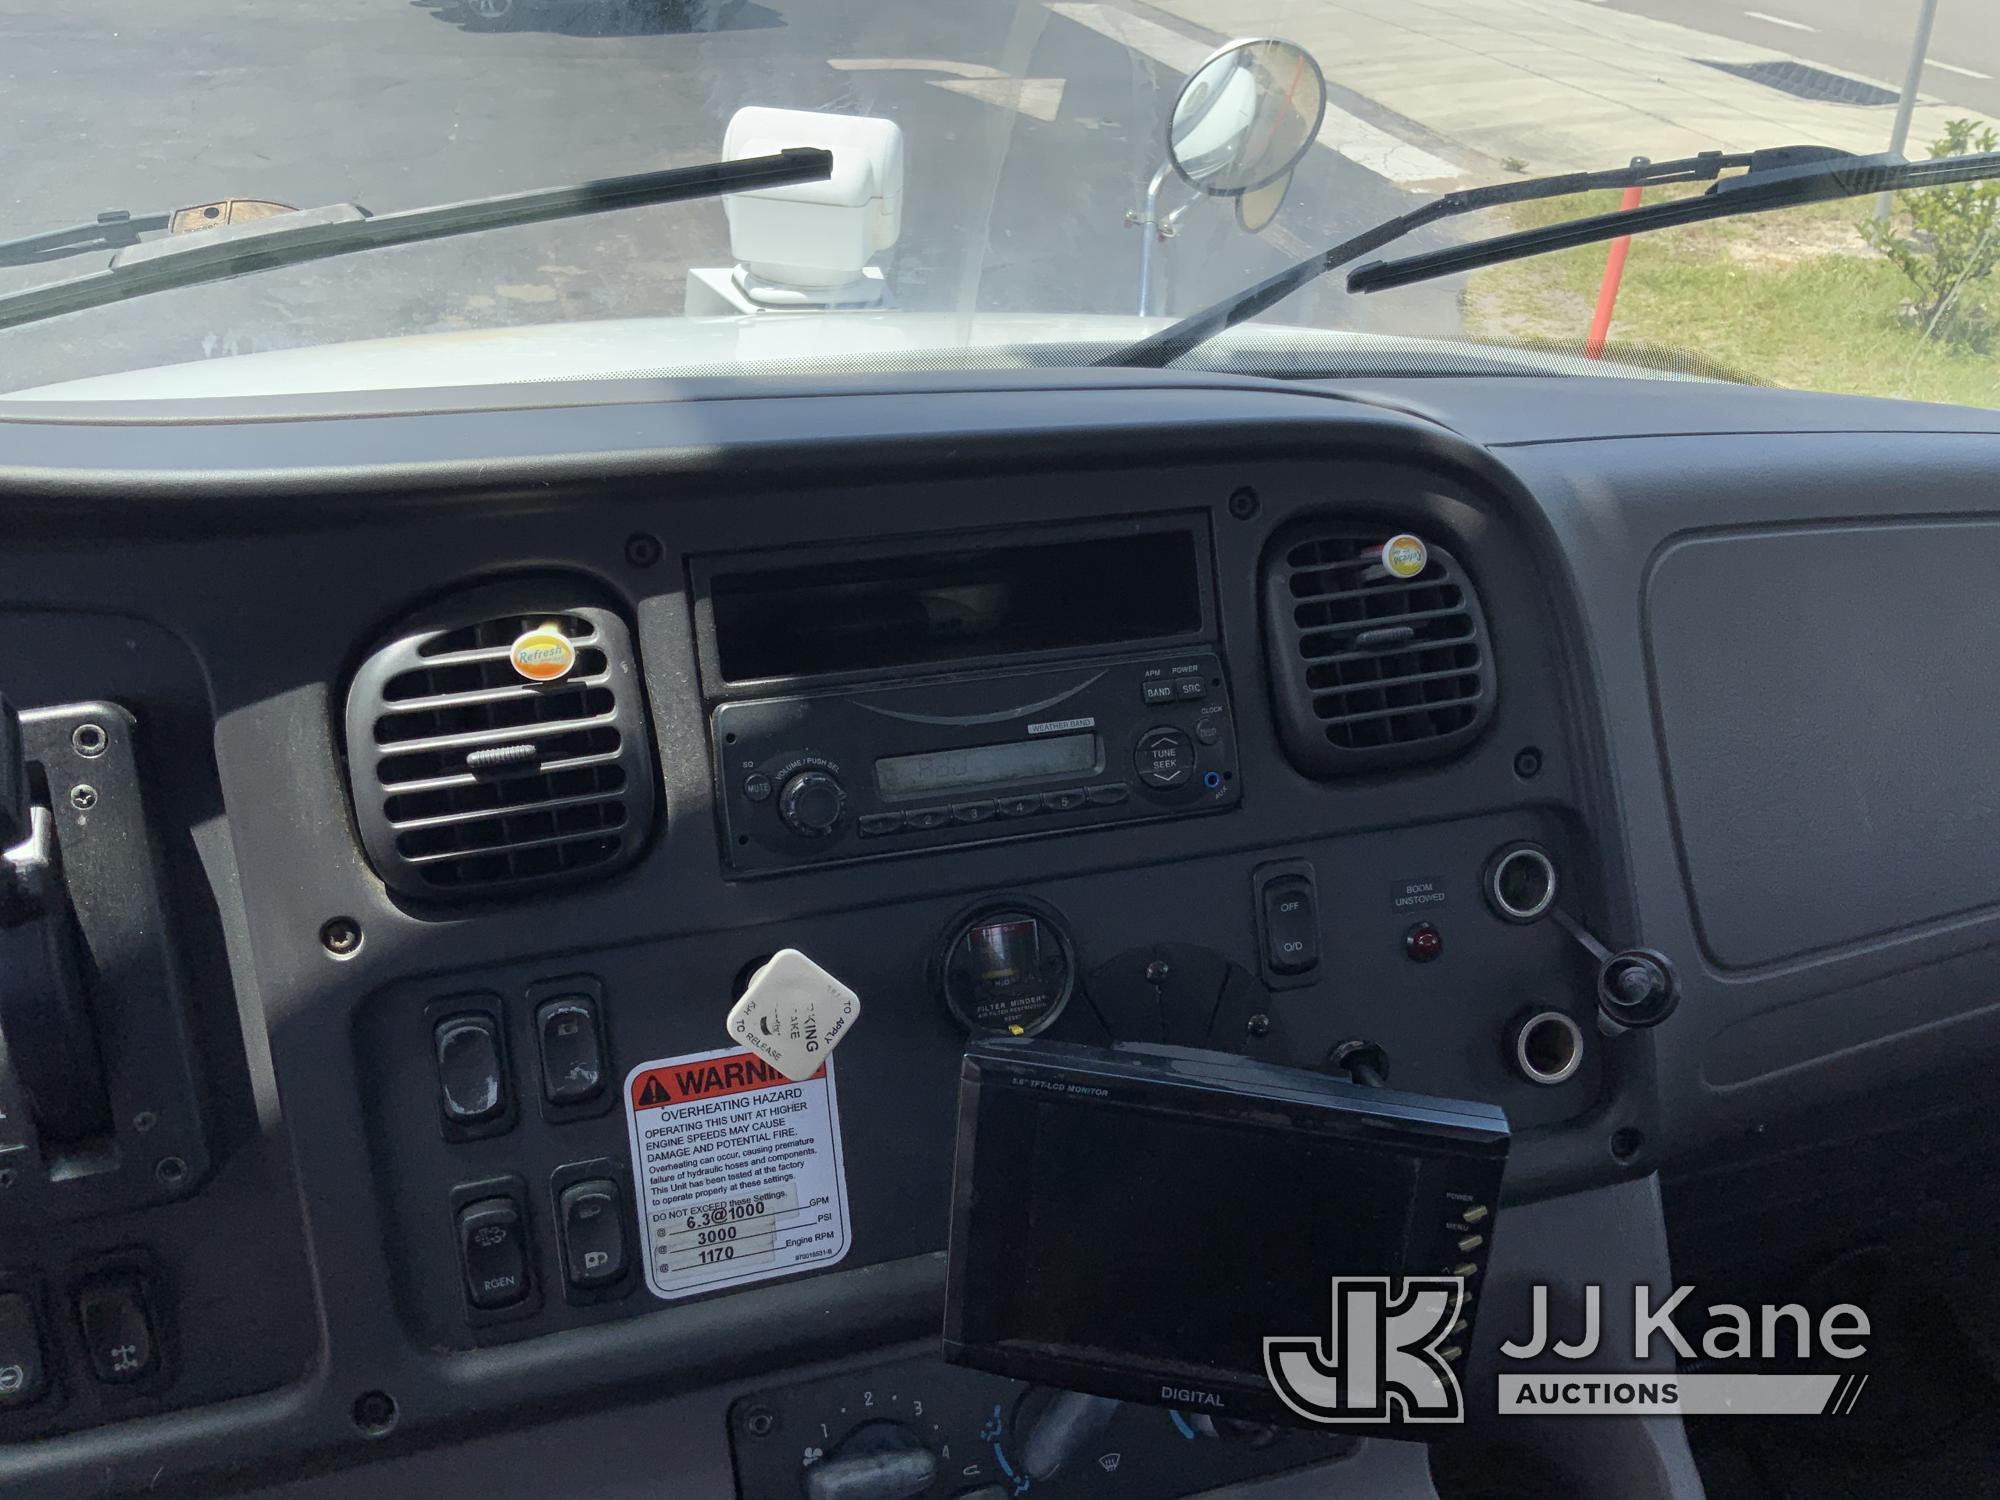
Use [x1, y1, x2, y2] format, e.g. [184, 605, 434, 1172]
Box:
[950, 801, 997, 823]
[906, 808, 951, 831]
[858, 813, 904, 837]
[1134, 728, 1195, 789]
[1087, 784, 1130, 806]
[1141, 681, 1175, 704]
[1044, 789, 1089, 812]
[778, 770, 846, 837]
[996, 794, 1041, 817]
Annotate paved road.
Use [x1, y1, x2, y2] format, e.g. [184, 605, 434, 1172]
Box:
[1599, 0, 2000, 119]
[0, 0, 1461, 393]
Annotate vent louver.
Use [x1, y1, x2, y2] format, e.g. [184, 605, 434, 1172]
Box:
[345, 604, 654, 899]
[1263, 529, 1496, 776]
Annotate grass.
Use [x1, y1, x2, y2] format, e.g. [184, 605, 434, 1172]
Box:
[1460, 186, 2000, 408]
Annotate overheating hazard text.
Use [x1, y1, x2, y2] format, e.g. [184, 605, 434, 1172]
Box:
[623, 1045, 851, 1300]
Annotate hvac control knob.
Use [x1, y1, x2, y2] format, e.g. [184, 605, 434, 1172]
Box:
[1017, 1389, 1122, 1480]
[778, 770, 846, 838]
[801, 1420, 936, 1500]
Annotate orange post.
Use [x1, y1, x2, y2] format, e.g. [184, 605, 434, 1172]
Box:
[1585, 160, 1649, 358]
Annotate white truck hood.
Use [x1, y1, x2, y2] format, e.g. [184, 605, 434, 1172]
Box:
[2, 309, 1702, 401]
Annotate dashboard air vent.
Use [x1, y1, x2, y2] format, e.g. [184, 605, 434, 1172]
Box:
[345, 603, 654, 899]
[1263, 528, 1496, 776]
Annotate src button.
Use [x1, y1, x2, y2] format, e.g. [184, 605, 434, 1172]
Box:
[1133, 727, 1195, 789]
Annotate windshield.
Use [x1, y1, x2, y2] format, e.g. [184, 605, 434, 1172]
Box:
[5, 0, 1998, 402]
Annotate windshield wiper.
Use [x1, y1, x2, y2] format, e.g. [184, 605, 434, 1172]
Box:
[1346, 148, 2000, 294]
[1103, 144, 2000, 369]
[0, 149, 831, 334]
[0, 210, 172, 270]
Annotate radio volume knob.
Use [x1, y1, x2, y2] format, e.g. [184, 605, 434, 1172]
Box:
[779, 770, 847, 837]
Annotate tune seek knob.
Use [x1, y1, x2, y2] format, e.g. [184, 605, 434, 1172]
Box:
[779, 770, 847, 837]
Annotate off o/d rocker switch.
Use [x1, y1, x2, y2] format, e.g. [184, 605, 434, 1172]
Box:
[1261, 876, 1319, 975]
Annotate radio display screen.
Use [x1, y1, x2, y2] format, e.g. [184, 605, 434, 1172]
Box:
[874, 733, 1099, 798]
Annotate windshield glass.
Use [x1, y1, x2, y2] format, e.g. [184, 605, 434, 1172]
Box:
[5, 0, 1998, 401]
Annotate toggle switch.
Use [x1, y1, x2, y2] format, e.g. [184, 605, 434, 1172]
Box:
[558, 1178, 628, 1291]
[1261, 876, 1319, 975]
[75, 1272, 157, 1385]
[0, 1293, 46, 1407]
[435, 1013, 507, 1128]
[458, 1196, 530, 1310]
[535, 995, 604, 1107]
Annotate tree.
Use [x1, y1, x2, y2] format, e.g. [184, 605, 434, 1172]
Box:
[1860, 119, 2000, 343]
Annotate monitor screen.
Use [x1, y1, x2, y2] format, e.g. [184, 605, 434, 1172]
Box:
[979, 1097, 1419, 1380]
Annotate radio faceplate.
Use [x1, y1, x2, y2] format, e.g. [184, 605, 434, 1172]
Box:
[714, 653, 1240, 875]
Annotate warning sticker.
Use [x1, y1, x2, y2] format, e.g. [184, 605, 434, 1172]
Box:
[623, 1045, 852, 1301]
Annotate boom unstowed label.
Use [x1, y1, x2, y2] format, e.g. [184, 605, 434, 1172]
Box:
[623, 1046, 852, 1300]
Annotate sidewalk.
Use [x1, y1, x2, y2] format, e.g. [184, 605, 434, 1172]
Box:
[1137, 0, 2000, 177]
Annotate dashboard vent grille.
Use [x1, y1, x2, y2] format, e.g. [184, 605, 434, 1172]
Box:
[344, 603, 654, 899]
[1263, 529, 1496, 775]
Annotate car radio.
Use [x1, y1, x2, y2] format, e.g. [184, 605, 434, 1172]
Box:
[713, 651, 1239, 874]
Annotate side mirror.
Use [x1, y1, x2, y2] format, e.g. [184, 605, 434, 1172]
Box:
[1167, 38, 1325, 200]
